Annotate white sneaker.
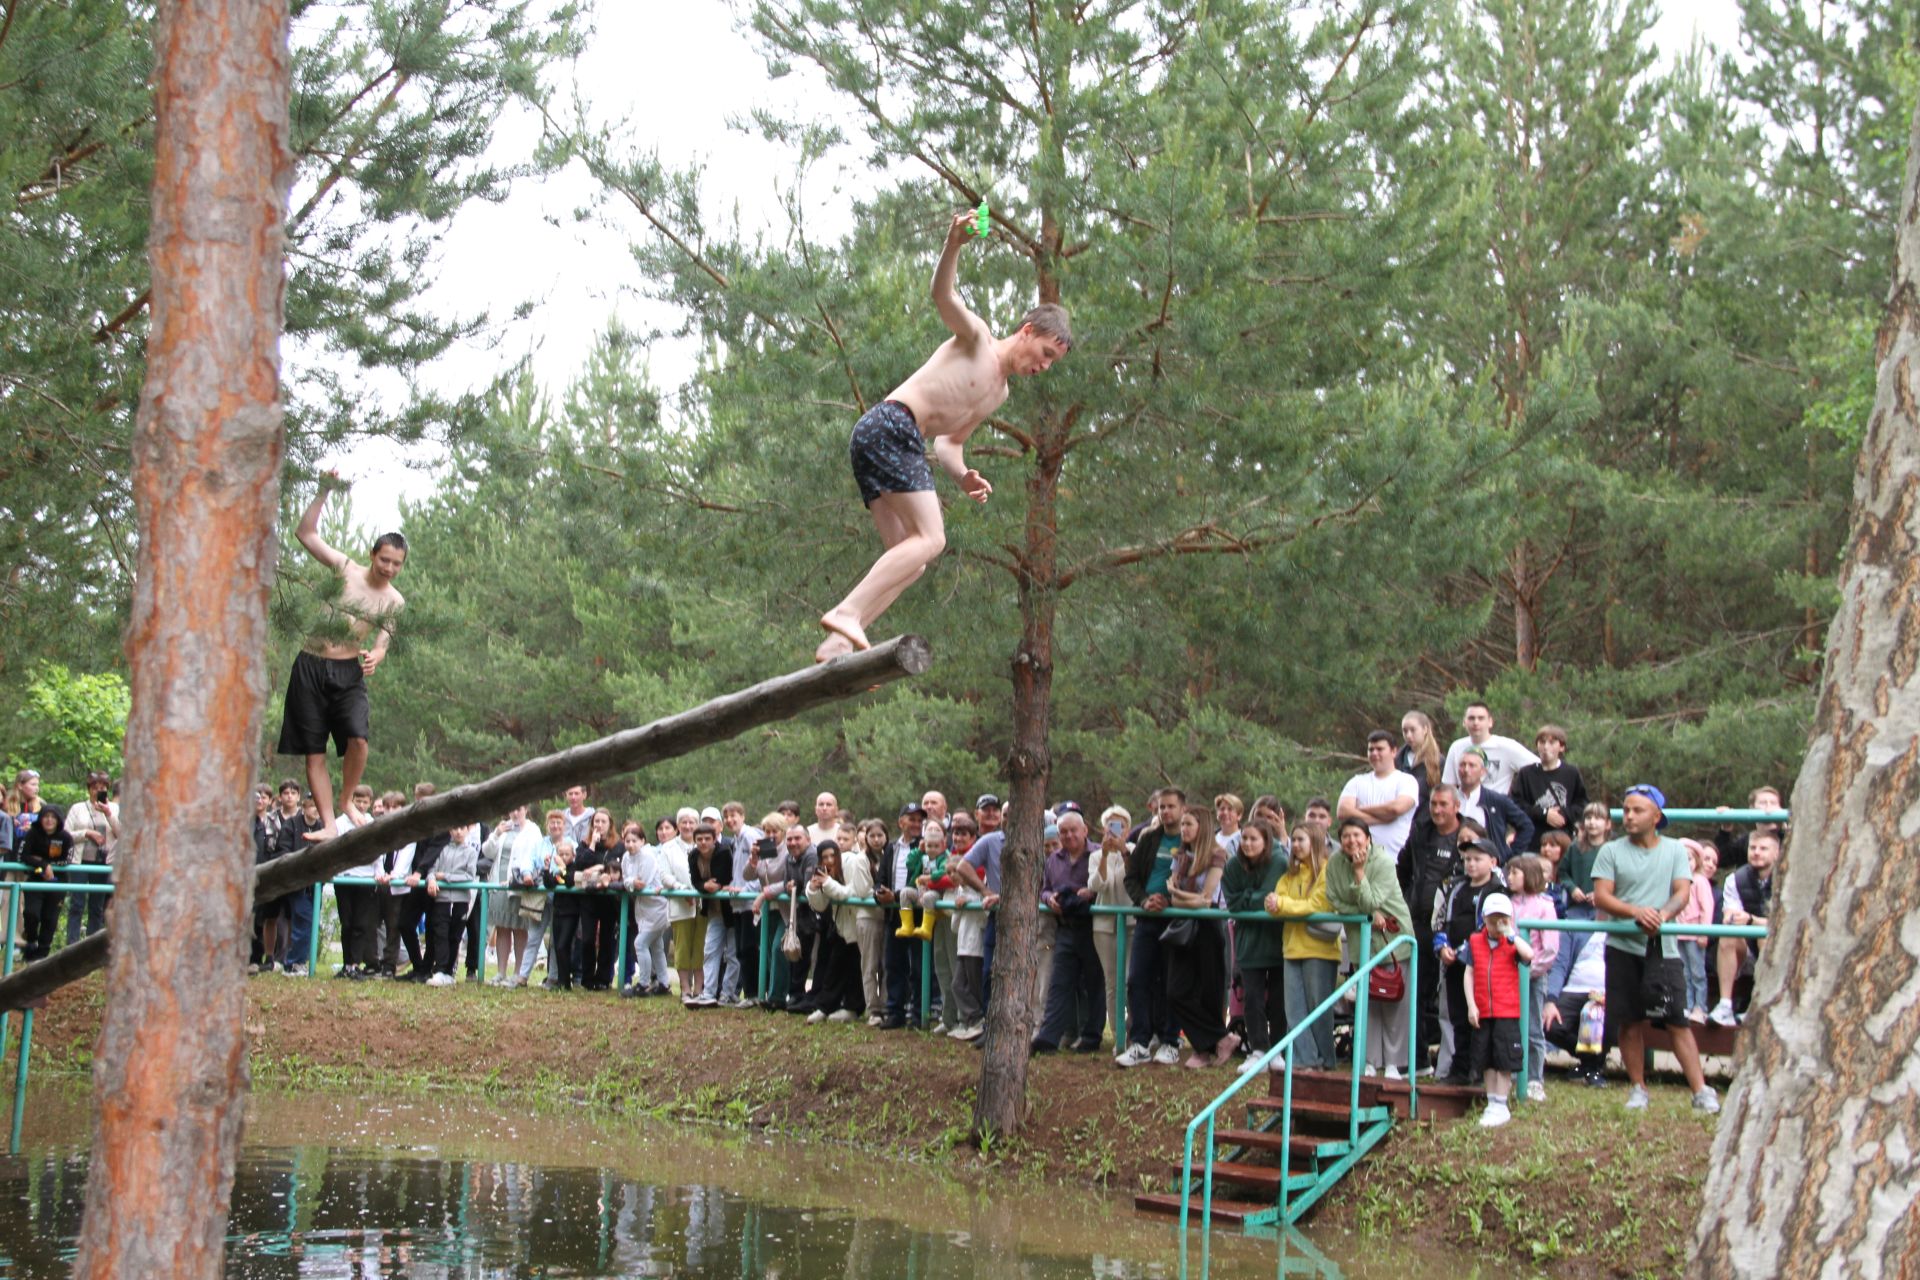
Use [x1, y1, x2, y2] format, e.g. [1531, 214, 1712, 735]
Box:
[1693, 1089, 1721, 1114]
[950, 1022, 984, 1042]
[806, 1009, 827, 1024]
[1114, 1043, 1153, 1069]
[827, 1009, 855, 1023]
[1708, 1001, 1740, 1027]
[1478, 1101, 1511, 1129]
[1527, 1080, 1546, 1103]
[1384, 1066, 1404, 1082]
[867, 1014, 885, 1027]
[1626, 1085, 1650, 1111]
[1152, 1043, 1182, 1066]
[426, 973, 454, 987]
[1361, 1065, 1378, 1078]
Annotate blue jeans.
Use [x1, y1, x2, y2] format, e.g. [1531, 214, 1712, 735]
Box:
[1282, 957, 1338, 1069]
[703, 917, 739, 1000]
[1124, 917, 1179, 1050]
[884, 929, 921, 1021]
[287, 886, 315, 968]
[1681, 939, 1708, 1013]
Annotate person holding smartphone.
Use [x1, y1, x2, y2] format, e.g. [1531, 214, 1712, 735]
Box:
[65, 770, 118, 938]
[1091, 805, 1132, 1046]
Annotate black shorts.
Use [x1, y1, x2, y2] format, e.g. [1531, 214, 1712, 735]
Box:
[276, 650, 370, 757]
[1469, 1016, 1523, 1076]
[849, 400, 934, 506]
[1605, 944, 1683, 1037]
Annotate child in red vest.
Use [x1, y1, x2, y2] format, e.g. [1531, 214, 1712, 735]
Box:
[1462, 892, 1535, 1128]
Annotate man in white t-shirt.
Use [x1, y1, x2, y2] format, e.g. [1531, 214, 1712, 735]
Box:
[1440, 701, 1539, 795]
[1336, 731, 1419, 855]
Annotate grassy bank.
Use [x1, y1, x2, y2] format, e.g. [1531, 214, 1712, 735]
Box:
[27, 973, 1713, 1277]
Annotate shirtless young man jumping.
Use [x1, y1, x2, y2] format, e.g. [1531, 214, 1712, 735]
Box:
[277, 472, 406, 839]
[815, 210, 1072, 663]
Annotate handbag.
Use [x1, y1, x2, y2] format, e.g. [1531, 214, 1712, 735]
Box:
[1367, 957, 1406, 1003]
[781, 887, 804, 961]
[1307, 919, 1344, 942]
[1161, 916, 1199, 948]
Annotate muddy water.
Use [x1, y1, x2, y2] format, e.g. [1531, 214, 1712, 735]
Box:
[0, 1084, 1487, 1278]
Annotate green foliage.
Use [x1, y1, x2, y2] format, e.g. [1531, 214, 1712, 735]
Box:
[10, 0, 1908, 817]
[4, 664, 131, 785]
[0, 0, 585, 681]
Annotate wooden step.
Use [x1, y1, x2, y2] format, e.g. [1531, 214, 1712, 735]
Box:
[1134, 1192, 1275, 1224]
[1246, 1096, 1367, 1121]
[1269, 1067, 1375, 1107]
[1165, 1159, 1325, 1195]
[1375, 1077, 1481, 1121]
[1216, 1127, 1345, 1162]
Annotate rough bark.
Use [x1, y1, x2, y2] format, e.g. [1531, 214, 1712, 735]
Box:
[1688, 99, 1920, 1279]
[972, 424, 1064, 1141]
[74, 5, 294, 1278]
[0, 636, 935, 1012]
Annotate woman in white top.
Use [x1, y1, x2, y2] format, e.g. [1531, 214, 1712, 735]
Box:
[621, 822, 673, 996]
[482, 806, 543, 984]
[1091, 805, 1134, 1046]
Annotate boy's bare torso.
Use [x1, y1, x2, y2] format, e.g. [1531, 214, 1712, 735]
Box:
[306, 562, 403, 660]
[887, 321, 1007, 439]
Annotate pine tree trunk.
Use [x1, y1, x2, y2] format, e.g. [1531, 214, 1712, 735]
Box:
[972, 426, 1063, 1141]
[74, 5, 293, 1278]
[1688, 99, 1920, 1277]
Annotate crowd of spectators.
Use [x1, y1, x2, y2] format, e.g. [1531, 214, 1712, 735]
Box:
[4, 702, 1781, 1123]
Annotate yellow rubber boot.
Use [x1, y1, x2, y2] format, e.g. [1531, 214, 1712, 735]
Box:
[913, 905, 937, 941]
[894, 906, 917, 939]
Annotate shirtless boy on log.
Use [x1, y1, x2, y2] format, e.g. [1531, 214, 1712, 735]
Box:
[278, 472, 406, 839]
[815, 210, 1072, 663]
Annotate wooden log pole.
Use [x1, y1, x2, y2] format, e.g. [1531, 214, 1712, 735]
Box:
[0, 636, 933, 1014]
[76, 3, 295, 1277]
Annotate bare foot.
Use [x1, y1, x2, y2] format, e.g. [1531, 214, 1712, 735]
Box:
[815, 631, 855, 664]
[819, 612, 871, 652]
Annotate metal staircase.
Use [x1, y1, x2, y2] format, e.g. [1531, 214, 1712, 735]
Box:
[1135, 1067, 1482, 1228]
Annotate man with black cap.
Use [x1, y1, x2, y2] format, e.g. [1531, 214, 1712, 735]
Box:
[974, 793, 1003, 833]
[1594, 784, 1717, 1113]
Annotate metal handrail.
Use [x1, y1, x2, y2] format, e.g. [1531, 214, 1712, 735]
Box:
[1179, 928, 1417, 1245]
[1604, 808, 1787, 823]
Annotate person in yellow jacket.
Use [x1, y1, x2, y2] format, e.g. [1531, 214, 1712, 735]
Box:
[1268, 824, 1343, 1070]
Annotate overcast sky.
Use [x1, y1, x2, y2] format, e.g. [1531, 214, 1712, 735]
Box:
[319, 0, 1747, 532]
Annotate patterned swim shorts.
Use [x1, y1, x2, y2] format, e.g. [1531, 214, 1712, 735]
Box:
[849, 400, 934, 507]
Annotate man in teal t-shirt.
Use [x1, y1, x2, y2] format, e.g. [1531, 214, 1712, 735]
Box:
[1593, 784, 1718, 1115]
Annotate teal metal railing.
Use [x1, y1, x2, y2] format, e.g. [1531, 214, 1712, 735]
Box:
[1177, 930, 1415, 1249]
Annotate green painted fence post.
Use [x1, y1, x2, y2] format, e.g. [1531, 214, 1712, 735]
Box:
[613, 895, 628, 991]
[308, 883, 323, 976]
[476, 889, 490, 982]
[1113, 909, 1129, 1049]
[9, 1007, 32, 1154]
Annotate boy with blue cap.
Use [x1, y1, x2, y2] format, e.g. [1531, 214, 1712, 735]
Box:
[1593, 784, 1719, 1114]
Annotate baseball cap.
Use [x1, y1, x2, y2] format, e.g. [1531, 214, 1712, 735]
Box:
[975, 794, 1002, 810]
[1481, 892, 1513, 918]
[699, 806, 722, 823]
[1043, 824, 1060, 841]
[899, 801, 927, 818]
[1053, 800, 1082, 817]
[1622, 783, 1670, 829]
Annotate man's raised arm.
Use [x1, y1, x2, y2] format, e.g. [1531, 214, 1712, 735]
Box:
[296, 472, 349, 570]
[931, 211, 984, 342]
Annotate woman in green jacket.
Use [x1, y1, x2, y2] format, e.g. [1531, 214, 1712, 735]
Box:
[1324, 817, 1416, 1076]
[1223, 817, 1287, 1055]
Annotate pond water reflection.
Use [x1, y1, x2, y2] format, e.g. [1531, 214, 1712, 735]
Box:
[0, 1086, 1479, 1278]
